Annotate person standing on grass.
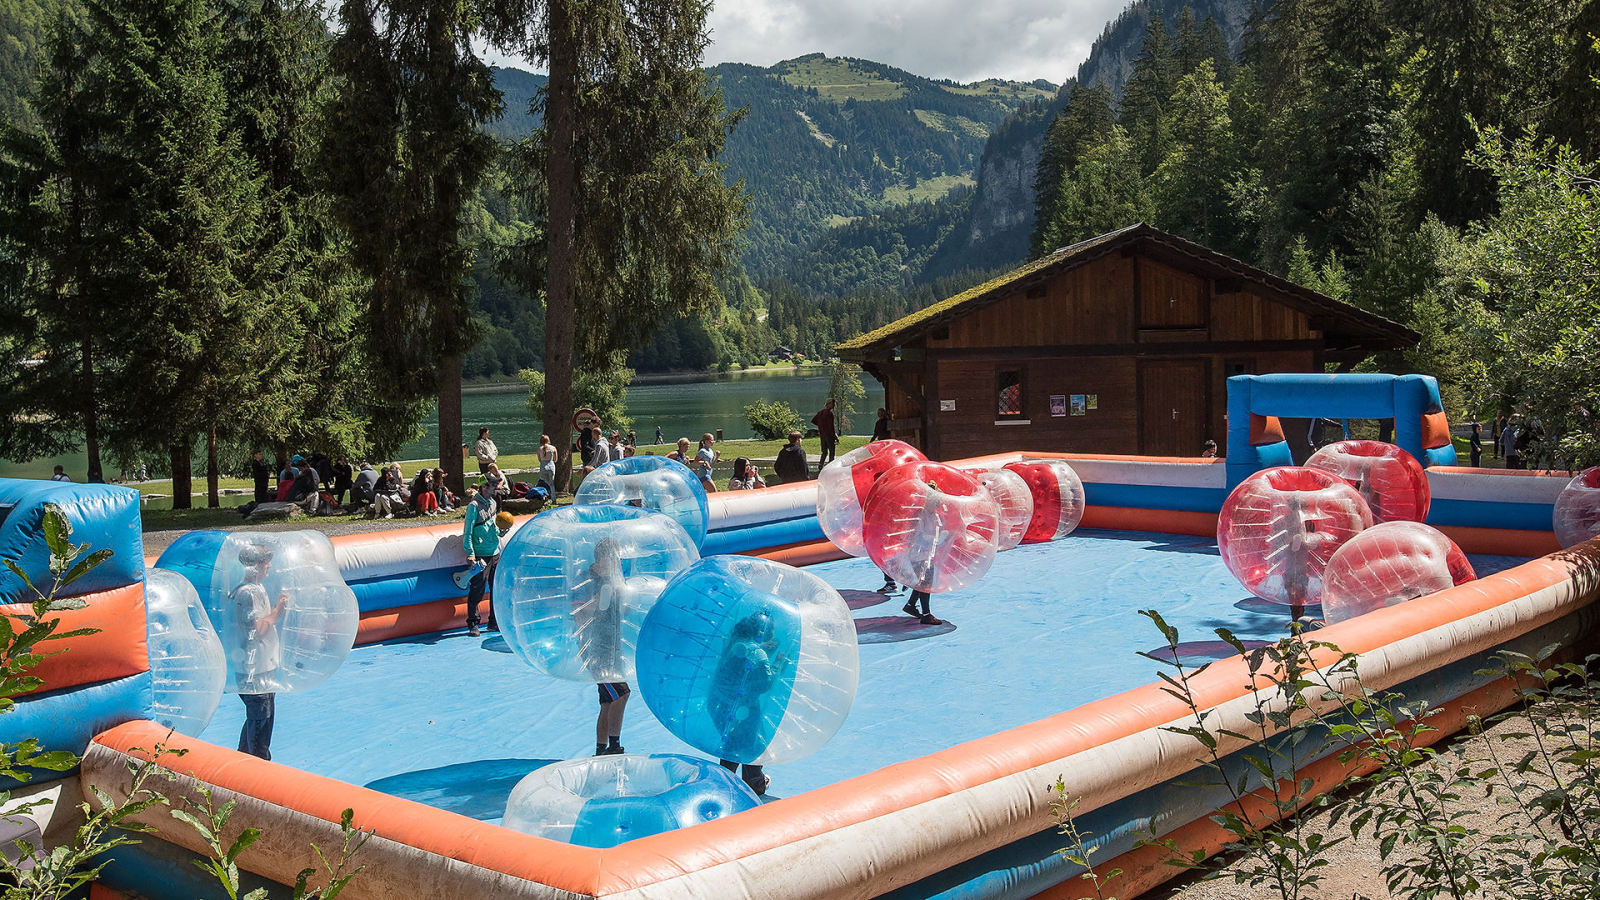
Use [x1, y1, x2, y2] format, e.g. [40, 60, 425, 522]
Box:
[1492, 412, 1505, 459]
[231, 543, 288, 760]
[812, 399, 837, 467]
[538, 434, 558, 490]
[655, 425, 664, 445]
[774, 431, 808, 483]
[474, 427, 498, 476]
[250, 450, 273, 503]
[1470, 423, 1484, 468]
[332, 457, 353, 506]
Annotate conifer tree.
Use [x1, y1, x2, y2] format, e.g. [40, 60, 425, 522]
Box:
[495, 0, 748, 492]
[323, 0, 501, 494]
[1548, 0, 1600, 160]
[1031, 79, 1114, 257]
[1120, 9, 1176, 176]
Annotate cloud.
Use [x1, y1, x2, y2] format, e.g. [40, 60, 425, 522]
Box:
[484, 0, 1133, 84]
[703, 0, 1131, 83]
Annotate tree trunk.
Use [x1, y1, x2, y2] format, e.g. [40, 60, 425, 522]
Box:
[438, 354, 465, 495]
[543, 0, 579, 495]
[170, 443, 192, 510]
[206, 424, 220, 508]
[80, 333, 103, 483]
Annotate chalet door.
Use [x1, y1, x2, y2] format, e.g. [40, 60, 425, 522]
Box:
[1139, 359, 1209, 457]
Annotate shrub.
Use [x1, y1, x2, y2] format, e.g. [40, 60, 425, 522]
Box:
[744, 399, 802, 440]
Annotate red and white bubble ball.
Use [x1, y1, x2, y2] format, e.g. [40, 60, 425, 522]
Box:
[1217, 467, 1374, 607]
[965, 467, 1034, 551]
[1003, 460, 1086, 542]
[1322, 522, 1476, 624]
[816, 440, 926, 557]
[1305, 440, 1430, 523]
[862, 462, 1000, 593]
[1554, 467, 1600, 550]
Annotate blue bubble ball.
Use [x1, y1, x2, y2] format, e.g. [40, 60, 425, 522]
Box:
[636, 556, 859, 766]
[494, 505, 700, 682]
[574, 456, 710, 547]
[501, 753, 760, 847]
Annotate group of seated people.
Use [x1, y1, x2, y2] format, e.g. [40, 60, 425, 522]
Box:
[351, 462, 476, 519]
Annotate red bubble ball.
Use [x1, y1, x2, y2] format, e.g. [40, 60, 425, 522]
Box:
[862, 462, 1000, 593]
[1554, 466, 1600, 550]
[1217, 466, 1374, 607]
[1003, 460, 1086, 542]
[1322, 522, 1476, 624]
[1305, 440, 1430, 523]
[816, 439, 927, 557]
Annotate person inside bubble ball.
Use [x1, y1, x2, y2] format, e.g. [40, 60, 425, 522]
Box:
[899, 485, 957, 626]
[710, 611, 791, 796]
[582, 538, 632, 756]
[230, 543, 289, 760]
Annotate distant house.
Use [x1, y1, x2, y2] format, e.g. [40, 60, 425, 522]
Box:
[835, 224, 1417, 460]
[770, 346, 795, 360]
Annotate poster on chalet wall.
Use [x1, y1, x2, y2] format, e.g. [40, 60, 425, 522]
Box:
[1050, 395, 1066, 417]
[1070, 394, 1087, 416]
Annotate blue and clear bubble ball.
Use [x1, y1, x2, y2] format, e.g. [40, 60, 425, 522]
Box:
[494, 505, 699, 683]
[501, 753, 761, 847]
[574, 456, 710, 548]
[636, 556, 859, 766]
[154, 530, 358, 694]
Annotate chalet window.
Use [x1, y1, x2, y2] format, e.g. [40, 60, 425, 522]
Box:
[996, 367, 1025, 419]
[1224, 359, 1255, 378]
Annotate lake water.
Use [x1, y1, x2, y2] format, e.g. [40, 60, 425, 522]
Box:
[0, 368, 885, 483]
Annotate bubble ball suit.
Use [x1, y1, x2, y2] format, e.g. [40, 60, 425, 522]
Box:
[967, 467, 1034, 551]
[1554, 467, 1600, 549]
[501, 754, 760, 847]
[143, 568, 226, 736]
[636, 556, 859, 765]
[1321, 522, 1476, 625]
[816, 439, 926, 557]
[1217, 467, 1374, 607]
[1002, 460, 1087, 542]
[495, 505, 699, 683]
[154, 530, 359, 694]
[1305, 440, 1430, 523]
[862, 462, 1001, 592]
[573, 456, 711, 548]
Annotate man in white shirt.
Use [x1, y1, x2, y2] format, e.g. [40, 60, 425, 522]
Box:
[231, 543, 288, 759]
[50, 466, 70, 482]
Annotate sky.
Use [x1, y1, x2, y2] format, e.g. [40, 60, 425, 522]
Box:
[485, 0, 1132, 85]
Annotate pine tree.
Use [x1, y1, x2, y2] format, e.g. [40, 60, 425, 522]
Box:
[1153, 61, 1236, 246]
[1031, 79, 1114, 256]
[496, 0, 749, 492]
[1547, 0, 1600, 160]
[1173, 7, 1204, 77]
[1199, 15, 1234, 84]
[1120, 9, 1176, 177]
[323, 0, 501, 494]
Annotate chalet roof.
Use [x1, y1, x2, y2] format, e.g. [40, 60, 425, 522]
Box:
[835, 224, 1419, 360]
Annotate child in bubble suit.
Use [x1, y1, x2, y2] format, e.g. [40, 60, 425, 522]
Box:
[582, 538, 632, 756]
[230, 543, 288, 760]
[710, 611, 791, 796]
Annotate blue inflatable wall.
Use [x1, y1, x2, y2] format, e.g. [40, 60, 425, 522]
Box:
[0, 480, 144, 605]
[1225, 373, 1457, 487]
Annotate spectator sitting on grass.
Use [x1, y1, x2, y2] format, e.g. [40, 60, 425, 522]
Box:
[410, 469, 440, 516]
[727, 458, 765, 491]
[431, 467, 457, 512]
[370, 464, 405, 519]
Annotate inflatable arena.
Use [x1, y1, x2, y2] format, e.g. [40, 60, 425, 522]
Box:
[5, 374, 1599, 900]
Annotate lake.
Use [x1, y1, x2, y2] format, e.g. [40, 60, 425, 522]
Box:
[0, 368, 885, 483]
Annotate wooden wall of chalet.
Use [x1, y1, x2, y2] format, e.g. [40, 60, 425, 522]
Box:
[890, 252, 1322, 460]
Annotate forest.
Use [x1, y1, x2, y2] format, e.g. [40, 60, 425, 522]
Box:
[1025, 0, 1600, 465]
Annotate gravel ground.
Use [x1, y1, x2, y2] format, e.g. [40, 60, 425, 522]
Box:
[1148, 708, 1570, 900]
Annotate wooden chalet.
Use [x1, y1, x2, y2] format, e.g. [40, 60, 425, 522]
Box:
[835, 224, 1418, 460]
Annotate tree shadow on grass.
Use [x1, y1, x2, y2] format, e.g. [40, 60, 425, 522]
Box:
[365, 758, 561, 821]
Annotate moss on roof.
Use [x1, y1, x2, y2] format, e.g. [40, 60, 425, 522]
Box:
[835, 226, 1135, 355]
[835, 254, 1063, 353]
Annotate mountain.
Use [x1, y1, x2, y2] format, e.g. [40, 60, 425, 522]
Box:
[808, 0, 1256, 299]
[486, 66, 547, 141]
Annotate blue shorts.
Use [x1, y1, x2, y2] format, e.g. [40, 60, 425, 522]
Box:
[598, 683, 630, 704]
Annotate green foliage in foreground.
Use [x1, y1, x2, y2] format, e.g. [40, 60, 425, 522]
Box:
[743, 400, 802, 441]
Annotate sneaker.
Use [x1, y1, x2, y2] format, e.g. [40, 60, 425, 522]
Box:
[875, 582, 897, 594]
[919, 614, 944, 626]
[486, 622, 500, 633]
[743, 772, 770, 796]
[467, 624, 480, 637]
[902, 600, 920, 617]
[384, 513, 394, 519]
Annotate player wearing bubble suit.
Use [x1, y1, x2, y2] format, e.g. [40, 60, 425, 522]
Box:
[229, 543, 289, 759]
[708, 611, 792, 796]
[1554, 467, 1600, 549]
[583, 538, 633, 756]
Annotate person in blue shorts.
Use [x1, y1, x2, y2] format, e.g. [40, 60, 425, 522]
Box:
[597, 682, 629, 756]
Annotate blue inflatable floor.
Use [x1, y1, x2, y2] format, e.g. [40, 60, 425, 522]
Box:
[196, 529, 1525, 823]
